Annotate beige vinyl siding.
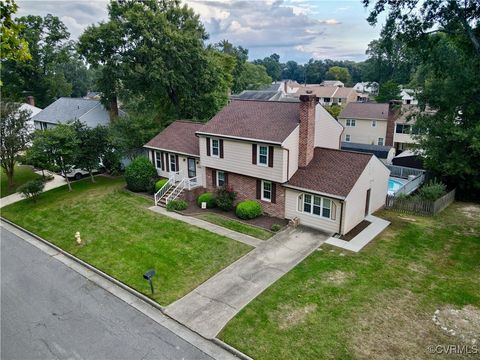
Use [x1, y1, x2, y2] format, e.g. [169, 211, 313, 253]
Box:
[199, 136, 286, 183]
[314, 105, 343, 149]
[285, 188, 341, 234]
[281, 126, 299, 180]
[342, 156, 389, 233]
[338, 117, 387, 145]
[147, 150, 204, 185]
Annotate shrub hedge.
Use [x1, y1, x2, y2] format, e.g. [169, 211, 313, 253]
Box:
[124, 156, 157, 192]
[155, 178, 169, 192]
[197, 192, 216, 208]
[166, 199, 188, 212]
[236, 200, 263, 220]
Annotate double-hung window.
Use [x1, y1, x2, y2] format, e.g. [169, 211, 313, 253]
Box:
[211, 139, 220, 157]
[377, 137, 384, 146]
[155, 151, 162, 169]
[169, 154, 177, 172]
[261, 180, 272, 202]
[216, 171, 225, 187]
[258, 145, 268, 166]
[298, 194, 334, 220]
[345, 134, 351, 142]
[346, 119, 356, 127]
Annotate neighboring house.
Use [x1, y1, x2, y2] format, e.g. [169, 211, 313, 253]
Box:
[31, 97, 115, 130]
[230, 90, 284, 101]
[353, 82, 379, 95]
[296, 86, 361, 106]
[19, 97, 42, 135]
[320, 80, 344, 87]
[393, 105, 418, 152]
[145, 95, 389, 235]
[338, 102, 400, 147]
[341, 142, 395, 164]
[400, 88, 418, 105]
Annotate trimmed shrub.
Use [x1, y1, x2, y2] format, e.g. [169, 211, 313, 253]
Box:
[17, 179, 45, 202]
[124, 156, 157, 192]
[236, 200, 263, 220]
[271, 224, 282, 232]
[215, 186, 237, 211]
[197, 192, 216, 208]
[166, 199, 188, 212]
[418, 180, 447, 201]
[155, 178, 169, 192]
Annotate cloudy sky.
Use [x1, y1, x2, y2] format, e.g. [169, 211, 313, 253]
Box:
[17, 0, 385, 63]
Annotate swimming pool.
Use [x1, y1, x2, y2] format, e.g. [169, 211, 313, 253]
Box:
[388, 178, 406, 195]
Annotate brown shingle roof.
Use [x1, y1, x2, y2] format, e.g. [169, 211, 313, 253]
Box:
[144, 120, 204, 156]
[339, 102, 389, 120]
[287, 147, 373, 198]
[197, 100, 300, 143]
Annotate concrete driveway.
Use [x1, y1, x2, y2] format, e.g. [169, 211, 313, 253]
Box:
[1, 227, 217, 360]
[165, 226, 328, 338]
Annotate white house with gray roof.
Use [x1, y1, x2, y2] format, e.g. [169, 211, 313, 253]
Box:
[31, 97, 114, 130]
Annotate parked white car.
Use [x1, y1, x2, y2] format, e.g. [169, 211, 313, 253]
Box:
[62, 163, 104, 180]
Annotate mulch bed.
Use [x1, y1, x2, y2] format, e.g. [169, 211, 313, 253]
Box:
[340, 220, 371, 241]
[180, 201, 288, 231]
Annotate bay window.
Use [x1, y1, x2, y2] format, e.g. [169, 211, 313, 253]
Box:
[298, 193, 335, 220]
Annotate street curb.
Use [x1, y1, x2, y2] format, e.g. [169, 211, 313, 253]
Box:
[212, 339, 254, 360]
[1, 217, 252, 360]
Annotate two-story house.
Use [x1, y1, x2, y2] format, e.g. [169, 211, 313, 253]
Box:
[144, 95, 389, 235]
[296, 86, 361, 106]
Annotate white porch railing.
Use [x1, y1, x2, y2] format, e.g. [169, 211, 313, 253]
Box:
[186, 176, 200, 190]
[165, 178, 186, 204]
[154, 173, 175, 206]
[395, 173, 425, 196]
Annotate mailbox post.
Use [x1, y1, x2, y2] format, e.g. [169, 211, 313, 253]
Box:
[143, 269, 156, 294]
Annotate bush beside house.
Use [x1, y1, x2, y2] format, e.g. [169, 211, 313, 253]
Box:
[166, 199, 188, 211]
[215, 186, 237, 211]
[155, 178, 169, 192]
[197, 192, 216, 208]
[125, 156, 157, 192]
[236, 200, 263, 220]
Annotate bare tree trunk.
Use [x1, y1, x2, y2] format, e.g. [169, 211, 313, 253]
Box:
[65, 174, 72, 191]
[89, 169, 95, 183]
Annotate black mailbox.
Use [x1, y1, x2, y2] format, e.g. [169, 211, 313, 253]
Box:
[143, 269, 156, 294]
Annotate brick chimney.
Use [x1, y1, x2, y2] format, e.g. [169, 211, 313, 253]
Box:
[298, 92, 317, 167]
[386, 100, 401, 146]
[26, 96, 35, 107]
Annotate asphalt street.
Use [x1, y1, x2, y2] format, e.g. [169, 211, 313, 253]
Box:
[1, 227, 213, 360]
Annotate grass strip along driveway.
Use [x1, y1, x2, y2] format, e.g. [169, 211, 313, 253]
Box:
[2, 177, 251, 305]
[219, 203, 480, 360]
[196, 213, 273, 240]
[1, 165, 42, 198]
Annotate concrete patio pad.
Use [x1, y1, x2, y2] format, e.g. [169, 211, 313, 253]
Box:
[165, 226, 328, 339]
[325, 214, 390, 252]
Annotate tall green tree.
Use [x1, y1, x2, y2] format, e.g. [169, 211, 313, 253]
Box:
[0, 102, 32, 189]
[0, 0, 31, 62]
[376, 80, 401, 102]
[325, 66, 351, 84]
[29, 124, 79, 191]
[253, 53, 283, 81]
[1, 14, 90, 107]
[364, 0, 480, 198]
[79, 0, 233, 121]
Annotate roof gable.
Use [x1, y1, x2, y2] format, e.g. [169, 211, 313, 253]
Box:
[31, 98, 102, 124]
[339, 102, 389, 120]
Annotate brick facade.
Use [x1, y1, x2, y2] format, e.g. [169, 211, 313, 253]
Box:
[386, 100, 401, 146]
[298, 93, 317, 167]
[205, 167, 286, 219]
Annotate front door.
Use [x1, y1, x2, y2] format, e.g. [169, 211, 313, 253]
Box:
[188, 158, 196, 178]
[365, 189, 371, 216]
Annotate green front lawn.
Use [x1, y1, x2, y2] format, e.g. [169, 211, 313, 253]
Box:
[219, 203, 480, 360]
[1, 165, 42, 198]
[2, 176, 251, 305]
[196, 213, 273, 240]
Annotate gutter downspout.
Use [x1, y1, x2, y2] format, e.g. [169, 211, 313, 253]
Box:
[339, 200, 344, 235]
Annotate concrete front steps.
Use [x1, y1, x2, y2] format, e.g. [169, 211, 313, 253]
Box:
[157, 186, 184, 207]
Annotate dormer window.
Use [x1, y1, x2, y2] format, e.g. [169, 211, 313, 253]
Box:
[258, 145, 269, 166]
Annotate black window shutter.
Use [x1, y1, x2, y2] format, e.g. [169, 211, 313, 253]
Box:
[224, 172, 228, 185]
[268, 146, 274, 167]
[165, 153, 169, 172]
[175, 154, 179, 171]
[211, 169, 216, 187]
[271, 182, 277, 203]
[252, 144, 257, 164]
[206, 137, 211, 156]
[219, 139, 224, 158]
[256, 179, 261, 199]
[151, 150, 155, 166]
[161, 152, 165, 171]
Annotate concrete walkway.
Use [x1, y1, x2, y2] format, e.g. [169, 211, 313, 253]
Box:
[0, 171, 66, 208]
[165, 226, 328, 338]
[149, 206, 263, 248]
[325, 214, 390, 252]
